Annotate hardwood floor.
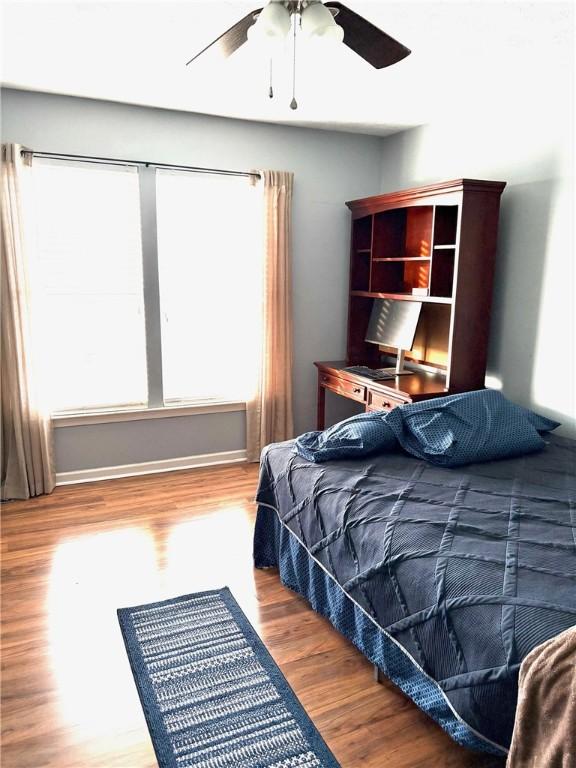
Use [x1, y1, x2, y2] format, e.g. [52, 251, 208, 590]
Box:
[1, 464, 506, 768]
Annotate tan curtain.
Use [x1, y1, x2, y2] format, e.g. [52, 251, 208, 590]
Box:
[246, 170, 294, 462]
[1, 144, 55, 500]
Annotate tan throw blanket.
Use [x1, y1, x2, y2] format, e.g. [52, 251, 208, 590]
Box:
[507, 626, 576, 768]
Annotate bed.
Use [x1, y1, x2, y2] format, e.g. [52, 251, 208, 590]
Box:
[253, 433, 576, 755]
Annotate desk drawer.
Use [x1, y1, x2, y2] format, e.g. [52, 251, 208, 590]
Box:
[320, 373, 366, 403]
[367, 389, 406, 412]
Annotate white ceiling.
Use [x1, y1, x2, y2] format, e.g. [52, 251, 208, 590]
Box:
[1, 0, 572, 136]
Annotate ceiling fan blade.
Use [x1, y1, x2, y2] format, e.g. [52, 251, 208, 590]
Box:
[186, 8, 262, 66]
[326, 2, 410, 69]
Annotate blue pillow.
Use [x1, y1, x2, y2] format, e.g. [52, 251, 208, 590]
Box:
[294, 411, 397, 463]
[384, 389, 560, 467]
[517, 406, 560, 434]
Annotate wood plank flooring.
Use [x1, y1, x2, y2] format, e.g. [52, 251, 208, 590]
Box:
[1, 464, 506, 768]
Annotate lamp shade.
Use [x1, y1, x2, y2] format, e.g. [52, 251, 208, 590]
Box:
[248, 1, 291, 44]
[301, 2, 344, 42]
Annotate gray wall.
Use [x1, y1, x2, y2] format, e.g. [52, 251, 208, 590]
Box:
[54, 412, 246, 471]
[376, 0, 574, 436]
[3, 72, 573, 474]
[1, 88, 382, 472]
[378, 117, 575, 435]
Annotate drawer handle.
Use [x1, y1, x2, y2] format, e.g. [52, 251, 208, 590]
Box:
[353, 387, 362, 394]
[382, 401, 392, 408]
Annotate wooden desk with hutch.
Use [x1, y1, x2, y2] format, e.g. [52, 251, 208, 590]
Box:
[315, 178, 506, 430]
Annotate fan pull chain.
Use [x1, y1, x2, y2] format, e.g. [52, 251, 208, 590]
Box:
[290, 12, 298, 110]
[269, 58, 274, 99]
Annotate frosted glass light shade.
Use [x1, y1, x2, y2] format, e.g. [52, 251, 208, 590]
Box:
[248, 1, 291, 43]
[301, 2, 344, 42]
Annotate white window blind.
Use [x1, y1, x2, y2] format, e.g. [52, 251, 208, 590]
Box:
[30, 159, 148, 413]
[155, 170, 262, 404]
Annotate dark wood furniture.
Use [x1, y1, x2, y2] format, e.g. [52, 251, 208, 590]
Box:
[316, 178, 506, 429]
[315, 360, 449, 430]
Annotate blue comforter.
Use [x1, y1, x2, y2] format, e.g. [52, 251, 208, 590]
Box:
[254, 433, 576, 753]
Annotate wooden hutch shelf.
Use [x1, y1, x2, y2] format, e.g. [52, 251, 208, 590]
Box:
[314, 178, 506, 429]
[372, 257, 432, 263]
[350, 290, 453, 304]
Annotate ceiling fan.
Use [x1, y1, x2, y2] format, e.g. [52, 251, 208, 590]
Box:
[186, 0, 411, 109]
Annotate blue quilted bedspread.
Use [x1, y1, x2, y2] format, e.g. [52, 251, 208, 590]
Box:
[254, 433, 576, 753]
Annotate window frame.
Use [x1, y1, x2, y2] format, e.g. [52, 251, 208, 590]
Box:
[34, 160, 256, 420]
[52, 401, 246, 428]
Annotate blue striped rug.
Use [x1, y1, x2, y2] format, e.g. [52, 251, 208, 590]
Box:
[118, 588, 340, 768]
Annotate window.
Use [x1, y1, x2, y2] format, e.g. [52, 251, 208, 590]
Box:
[30, 159, 261, 414]
[156, 170, 261, 403]
[31, 160, 148, 413]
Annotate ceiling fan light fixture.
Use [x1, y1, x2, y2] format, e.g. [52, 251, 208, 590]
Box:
[186, 0, 412, 105]
[301, 2, 344, 43]
[247, 1, 291, 44]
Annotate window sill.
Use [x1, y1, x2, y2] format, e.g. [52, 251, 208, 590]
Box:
[52, 401, 246, 428]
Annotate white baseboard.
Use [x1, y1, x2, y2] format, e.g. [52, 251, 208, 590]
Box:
[55, 449, 248, 486]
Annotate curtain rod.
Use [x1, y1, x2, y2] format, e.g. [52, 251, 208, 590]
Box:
[20, 149, 260, 179]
